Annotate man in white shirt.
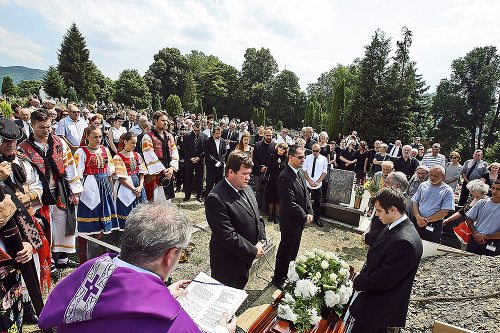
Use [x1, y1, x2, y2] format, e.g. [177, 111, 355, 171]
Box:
[420, 143, 446, 168]
[303, 143, 328, 227]
[276, 128, 295, 146]
[56, 103, 87, 151]
[238, 122, 248, 140]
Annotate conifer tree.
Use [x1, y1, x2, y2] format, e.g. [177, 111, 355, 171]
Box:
[1, 76, 16, 96]
[165, 94, 182, 117]
[183, 72, 197, 113]
[42, 66, 67, 99]
[57, 23, 94, 101]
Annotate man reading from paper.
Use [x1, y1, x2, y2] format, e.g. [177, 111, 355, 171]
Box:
[39, 201, 236, 333]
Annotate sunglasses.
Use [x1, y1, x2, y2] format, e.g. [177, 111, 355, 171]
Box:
[450, 157, 458, 159]
[291, 155, 305, 160]
[312, 150, 320, 152]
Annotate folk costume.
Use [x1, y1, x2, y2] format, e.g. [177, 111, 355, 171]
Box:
[142, 130, 179, 201]
[112, 152, 147, 229]
[0, 119, 44, 331]
[19, 134, 83, 257]
[74, 145, 118, 235]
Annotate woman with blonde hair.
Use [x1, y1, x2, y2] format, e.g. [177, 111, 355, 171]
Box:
[445, 151, 462, 190]
[482, 162, 500, 187]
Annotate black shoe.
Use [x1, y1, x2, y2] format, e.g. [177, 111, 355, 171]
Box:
[197, 197, 203, 202]
[56, 259, 79, 269]
[23, 302, 39, 324]
[315, 220, 323, 227]
[50, 265, 60, 280]
[183, 196, 190, 201]
[271, 278, 286, 290]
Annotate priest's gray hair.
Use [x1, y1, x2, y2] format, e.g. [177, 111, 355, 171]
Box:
[120, 201, 193, 267]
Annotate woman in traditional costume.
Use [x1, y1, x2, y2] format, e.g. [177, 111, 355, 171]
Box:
[74, 125, 118, 261]
[112, 132, 147, 230]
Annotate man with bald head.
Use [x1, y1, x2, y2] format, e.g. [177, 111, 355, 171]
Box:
[393, 145, 419, 179]
[412, 165, 455, 243]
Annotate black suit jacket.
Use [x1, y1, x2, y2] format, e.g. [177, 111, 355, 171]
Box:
[350, 218, 423, 328]
[14, 119, 31, 142]
[277, 165, 313, 235]
[222, 130, 239, 152]
[253, 140, 276, 175]
[204, 137, 227, 172]
[206, 180, 266, 277]
[183, 131, 206, 162]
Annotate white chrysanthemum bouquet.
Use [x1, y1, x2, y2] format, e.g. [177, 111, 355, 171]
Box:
[276, 248, 353, 332]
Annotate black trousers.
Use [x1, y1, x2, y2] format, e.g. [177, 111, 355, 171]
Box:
[466, 237, 500, 256]
[309, 188, 322, 222]
[413, 219, 443, 244]
[175, 162, 185, 191]
[205, 168, 224, 195]
[184, 161, 204, 198]
[273, 233, 302, 284]
[351, 321, 388, 333]
[459, 181, 470, 206]
[210, 271, 249, 289]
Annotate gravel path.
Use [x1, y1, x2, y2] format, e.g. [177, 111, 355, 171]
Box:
[24, 192, 498, 332]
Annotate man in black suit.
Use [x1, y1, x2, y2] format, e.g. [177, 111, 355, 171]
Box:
[204, 126, 227, 195]
[205, 151, 266, 288]
[13, 108, 32, 142]
[393, 145, 419, 179]
[350, 187, 423, 333]
[388, 140, 403, 158]
[272, 145, 313, 289]
[253, 129, 275, 210]
[222, 122, 239, 156]
[183, 122, 206, 202]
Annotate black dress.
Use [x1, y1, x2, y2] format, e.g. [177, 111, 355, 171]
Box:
[335, 147, 345, 169]
[319, 144, 330, 159]
[341, 147, 357, 171]
[265, 152, 288, 204]
[354, 150, 368, 178]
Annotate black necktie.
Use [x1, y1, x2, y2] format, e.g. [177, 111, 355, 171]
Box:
[193, 134, 198, 148]
[466, 161, 478, 180]
[311, 157, 317, 178]
[239, 189, 250, 207]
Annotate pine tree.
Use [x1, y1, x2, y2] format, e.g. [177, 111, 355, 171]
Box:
[212, 107, 218, 121]
[57, 23, 95, 101]
[183, 72, 197, 113]
[153, 93, 162, 111]
[165, 94, 182, 117]
[42, 66, 67, 99]
[67, 86, 78, 105]
[328, 80, 345, 139]
[1, 76, 16, 96]
[276, 120, 283, 132]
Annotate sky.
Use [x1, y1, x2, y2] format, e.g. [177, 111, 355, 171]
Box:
[1, 0, 499, 93]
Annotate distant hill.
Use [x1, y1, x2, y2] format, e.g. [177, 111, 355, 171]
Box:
[0, 66, 46, 91]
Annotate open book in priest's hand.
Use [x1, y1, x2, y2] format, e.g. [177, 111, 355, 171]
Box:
[177, 271, 248, 333]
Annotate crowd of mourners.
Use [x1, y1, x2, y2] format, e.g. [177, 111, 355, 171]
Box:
[0, 95, 499, 332]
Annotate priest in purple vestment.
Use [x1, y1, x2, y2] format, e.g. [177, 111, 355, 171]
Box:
[39, 201, 236, 333]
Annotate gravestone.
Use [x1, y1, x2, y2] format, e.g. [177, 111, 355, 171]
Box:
[324, 168, 363, 226]
[326, 168, 356, 204]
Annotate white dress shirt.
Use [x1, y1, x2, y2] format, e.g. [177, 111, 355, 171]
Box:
[303, 154, 328, 189]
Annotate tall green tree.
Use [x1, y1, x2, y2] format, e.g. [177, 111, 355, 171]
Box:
[450, 46, 500, 151]
[57, 23, 95, 101]
[268, 69, 306, 128]
[42, 66, 67, 99]
[91, 65, 114, 103]
[114, 69, 151, 109]
[312, 103, 324, 131]
[183, 72, 197, 113]
[165, 94, 182, 117]
[153, 93, 162, 111]
[1, 76, 16, 96]
[327, 80, 345, 139]
[349, 29, 393, 145]
[144, 48, 190, 108]
[241, 47, 279, 110]
[16, 80, 41, 98]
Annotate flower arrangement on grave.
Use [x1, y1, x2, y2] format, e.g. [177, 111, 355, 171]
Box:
[354, 184, 365, 197]
[363, 179, 377, 195]
[276, 248, 353, 332]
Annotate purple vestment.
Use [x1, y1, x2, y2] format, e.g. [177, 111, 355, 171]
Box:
[39, 254, 202, 332]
